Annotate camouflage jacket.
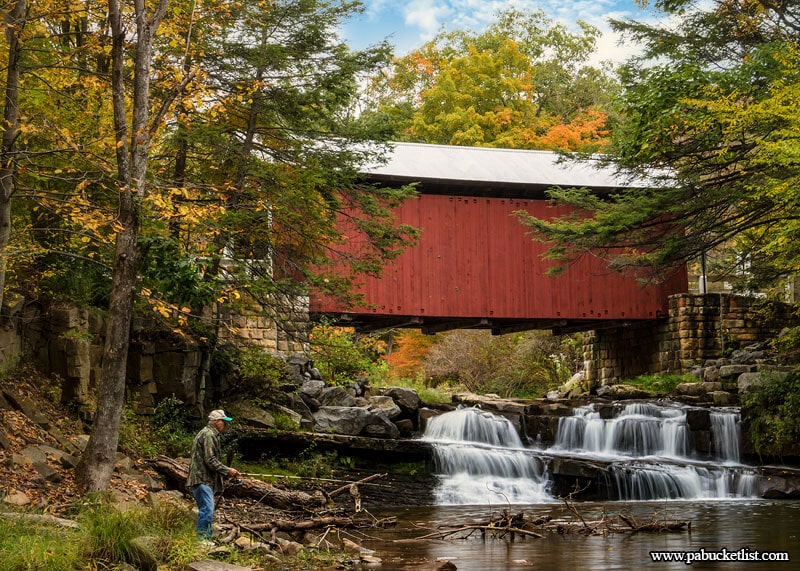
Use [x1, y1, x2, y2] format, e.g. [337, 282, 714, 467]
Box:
[186, 423, 232, 493]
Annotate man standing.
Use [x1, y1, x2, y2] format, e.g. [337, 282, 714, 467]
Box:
[187, 409, 240, 540]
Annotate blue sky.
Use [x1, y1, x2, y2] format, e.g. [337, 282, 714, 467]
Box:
[340, 0, 664, 64]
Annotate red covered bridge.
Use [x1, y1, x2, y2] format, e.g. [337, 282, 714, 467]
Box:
[311, 143, 687, 335]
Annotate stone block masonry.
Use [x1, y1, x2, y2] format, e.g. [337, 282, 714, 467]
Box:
[583, 293, 799, 388]
[3, 295, 310, 414]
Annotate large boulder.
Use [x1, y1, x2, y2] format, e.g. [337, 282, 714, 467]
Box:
[758, 470, 800, 499]
[300, 380, 325, 399]
[363, 410, 401, 439]
[367, 395, 402, 420]
[383, 387, 421, 415]
[228, 401, 275, 429]
[284, 393, 315, 430]
[318, 386, 357, 408]
[312, 406, 371, 436]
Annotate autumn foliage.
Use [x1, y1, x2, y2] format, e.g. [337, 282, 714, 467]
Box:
[362, 8, 618, 153]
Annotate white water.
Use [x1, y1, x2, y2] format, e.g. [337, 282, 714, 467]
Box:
[422, 402, 758, 504]
[421, 407, 551, 505]
[552, 402, 693, 458]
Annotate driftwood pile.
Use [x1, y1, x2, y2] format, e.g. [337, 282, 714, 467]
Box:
[408, 507, 690, 542]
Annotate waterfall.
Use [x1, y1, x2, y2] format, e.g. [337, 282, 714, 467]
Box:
[548, 401, 756, 500]
[711, 411, 741, 463]
[421, 407, 552, 505]
[422, 401, 758, 504]
[611, 464, 756, 500]
[553, 402, 691, 458]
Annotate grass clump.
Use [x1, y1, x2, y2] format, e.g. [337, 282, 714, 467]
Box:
[0, 517, 80, 571]
[0, 496, 203, 571]
[624, 373, 695, 395]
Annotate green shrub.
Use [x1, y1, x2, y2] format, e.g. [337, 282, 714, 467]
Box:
[273, 411, 301, 431]
[309, 323, 388, 385]
[741, 370, 800, 458]
[238, 346, 291, 393]
[117, 397, 194, 458]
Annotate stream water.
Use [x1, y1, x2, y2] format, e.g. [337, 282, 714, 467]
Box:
[348, 403, 799, 569]
[356, 501, 800, 570]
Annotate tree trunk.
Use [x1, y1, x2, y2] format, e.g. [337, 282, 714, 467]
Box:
[80, 217, 140, 491]
[0, 0, 27, 313]
[79, 0, 169, 493]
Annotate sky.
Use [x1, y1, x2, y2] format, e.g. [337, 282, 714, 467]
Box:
[340, 0, 665, 65]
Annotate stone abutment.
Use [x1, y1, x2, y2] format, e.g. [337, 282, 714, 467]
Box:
[583, 293, 798, 388]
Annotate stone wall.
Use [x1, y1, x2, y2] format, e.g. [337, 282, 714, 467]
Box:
[2, 296, 310, 415]
[216, 297, 309, 354]
[583, 293, 798, 387]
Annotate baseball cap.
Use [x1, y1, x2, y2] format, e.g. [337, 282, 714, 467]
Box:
[208, 409, 233, 422]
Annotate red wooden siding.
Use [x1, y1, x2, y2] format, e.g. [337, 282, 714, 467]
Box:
[311, 194, 687, 329]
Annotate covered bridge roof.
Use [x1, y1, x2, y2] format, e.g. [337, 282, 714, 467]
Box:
[361, 142, 653, 196]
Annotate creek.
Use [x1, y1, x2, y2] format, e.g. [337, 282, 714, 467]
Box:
[357, 501, 799, 570]
[349, 402, 800, 569]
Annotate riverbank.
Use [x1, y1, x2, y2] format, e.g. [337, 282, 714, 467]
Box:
[0, 369, 404, 570]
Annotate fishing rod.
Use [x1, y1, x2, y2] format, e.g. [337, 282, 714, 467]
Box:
[234, 472, 391, 488]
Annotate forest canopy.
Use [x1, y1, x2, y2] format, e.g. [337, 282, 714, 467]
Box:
[517, 0, 800, 292]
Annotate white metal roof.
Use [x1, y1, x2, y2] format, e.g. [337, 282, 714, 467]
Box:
[363, 142, 648, 189]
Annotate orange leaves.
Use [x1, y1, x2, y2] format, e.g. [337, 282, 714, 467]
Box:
[527, 108, 610, 153]
[386, 330, 438, 380]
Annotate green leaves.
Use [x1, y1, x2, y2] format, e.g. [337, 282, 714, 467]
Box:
[526, 1, 800, 289]
[362, 7, 617, 152]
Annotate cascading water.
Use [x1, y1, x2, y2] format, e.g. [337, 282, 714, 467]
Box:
[421, 407, 552, 505]
[549, 401, 756, 500]
[711, 411, 741, 463]
[552, 402, 692, 458]
[421, 401, 757, 505]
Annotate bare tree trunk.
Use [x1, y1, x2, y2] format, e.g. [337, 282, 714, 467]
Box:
[80, 0, 169, 493]
[0, 0, 27, 314]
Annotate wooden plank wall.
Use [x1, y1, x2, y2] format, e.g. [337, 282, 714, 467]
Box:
[312, 194, 688, 321]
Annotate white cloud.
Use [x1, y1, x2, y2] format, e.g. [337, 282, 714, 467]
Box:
[347, 0, 668, 64]
[404, 1, 452, 39]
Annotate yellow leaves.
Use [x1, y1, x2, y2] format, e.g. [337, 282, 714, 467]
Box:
[143, 294, 191, 327]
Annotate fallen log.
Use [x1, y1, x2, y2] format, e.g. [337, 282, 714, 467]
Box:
[243, 515, 355, 532]
[410, 525, 544, 541]
[617, 513, 690, 533]
[405, 509, 691, 542]
[152, 455, 326, 511]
